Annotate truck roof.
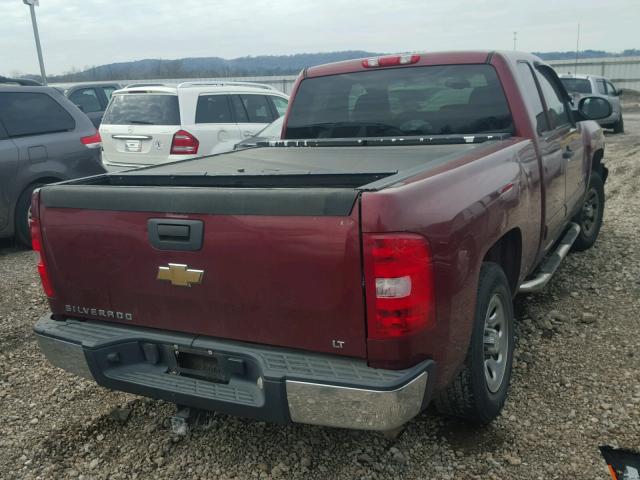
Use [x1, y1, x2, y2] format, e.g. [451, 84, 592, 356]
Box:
[305, 50, 545, 78]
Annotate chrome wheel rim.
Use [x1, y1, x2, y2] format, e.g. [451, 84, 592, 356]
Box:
[483, 293, 509, 393]
[581, 188, 599, 237]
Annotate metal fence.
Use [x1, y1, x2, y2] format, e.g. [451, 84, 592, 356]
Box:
[548, 56, 640, 92]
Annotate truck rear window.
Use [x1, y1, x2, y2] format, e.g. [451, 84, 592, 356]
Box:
[560, 78, 592, 94]
[102, 94, 180, 125]
[285, 64, 513, 139]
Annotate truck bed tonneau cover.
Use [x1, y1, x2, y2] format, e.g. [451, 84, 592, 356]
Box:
[117, 144, 486, 186]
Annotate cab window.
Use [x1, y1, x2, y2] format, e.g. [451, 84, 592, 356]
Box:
[535, 69, 571, 130]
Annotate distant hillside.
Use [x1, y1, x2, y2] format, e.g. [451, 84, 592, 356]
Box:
[47, 51, 383, 82]
[534, 49, 640, 60]
[17, 49, 640, 82]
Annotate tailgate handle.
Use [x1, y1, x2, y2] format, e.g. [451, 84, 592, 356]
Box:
[148, 219, 203, 251]
[157, 224, 190, 239]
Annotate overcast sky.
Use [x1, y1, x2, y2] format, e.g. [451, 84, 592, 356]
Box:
[1, 0, 637, 76]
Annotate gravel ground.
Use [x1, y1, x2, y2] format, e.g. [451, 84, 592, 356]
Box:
[1, 115, 639, 480]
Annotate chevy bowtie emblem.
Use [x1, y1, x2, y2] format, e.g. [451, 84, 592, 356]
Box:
[157, 263, 204, 287]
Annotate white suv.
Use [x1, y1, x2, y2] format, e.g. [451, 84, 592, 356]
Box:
[99, 82, 289, 168]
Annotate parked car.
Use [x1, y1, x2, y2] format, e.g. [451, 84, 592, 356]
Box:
[0, 76, 42, 86]
[33, 51, 611, 431]
[560, 73, 624, 133]
[234, 115, 284, 150]
[54, 82, 122, 128]
[99, 82, 289, 169]
[0, 85, 104, 246]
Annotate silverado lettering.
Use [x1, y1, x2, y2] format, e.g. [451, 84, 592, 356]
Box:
[64, 305, 133, 321]
[32, 51, 611, 431]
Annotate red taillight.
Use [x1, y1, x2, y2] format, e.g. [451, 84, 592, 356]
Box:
[30, 208, 55, 298]
[170, 129, 199, 155]
[81, 131, 102, 149]
[363, 54, 420, 68]
[363, 233, 434, 340]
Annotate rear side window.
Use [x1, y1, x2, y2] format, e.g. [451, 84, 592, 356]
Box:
[230, 95, 249, 122]
[560, 78, 592, 94]
[69, 88, 102, 113]
[269, 96, 289, 117]
[195, 95, 232, 123]
[285, 64, 513, 139]
[102, 94, 180, 125]
[517, 62, 548, 133]
[239, 95, 275, 123]
[0, 92, 75, 137]
[102, 86, 117, 101]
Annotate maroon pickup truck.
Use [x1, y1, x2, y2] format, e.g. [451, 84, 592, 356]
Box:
[32, 51, 611, 431]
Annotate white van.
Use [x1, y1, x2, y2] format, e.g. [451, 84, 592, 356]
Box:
[99, 82, 289, 168]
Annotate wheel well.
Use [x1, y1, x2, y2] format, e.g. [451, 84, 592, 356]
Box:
[592, 149, 607, 182]
[483, 228, 522, 296]
[29, 177, 63, 188]
[15, 177, 63, 217]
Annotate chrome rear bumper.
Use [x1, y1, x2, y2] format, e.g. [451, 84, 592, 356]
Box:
[286, 373, 429, 430]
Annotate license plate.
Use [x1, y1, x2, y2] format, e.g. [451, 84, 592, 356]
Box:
[174, 350, 229, 383]
[125, 140, 142, 152]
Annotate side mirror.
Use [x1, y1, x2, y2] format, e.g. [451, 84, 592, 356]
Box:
[577, 96, 612, 121]
[613, 88, 622, 97]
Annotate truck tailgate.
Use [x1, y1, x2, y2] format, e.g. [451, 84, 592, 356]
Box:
[39, 186, 367, 358]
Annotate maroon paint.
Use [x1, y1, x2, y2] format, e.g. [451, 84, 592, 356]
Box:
[42, 207, 367, 358]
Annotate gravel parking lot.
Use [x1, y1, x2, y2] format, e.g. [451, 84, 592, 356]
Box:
[1, 115, 639, 480]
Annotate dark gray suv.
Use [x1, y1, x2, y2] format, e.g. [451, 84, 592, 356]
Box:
[0, 85, 105, 246]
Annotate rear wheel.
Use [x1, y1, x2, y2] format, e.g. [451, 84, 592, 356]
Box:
[613, 115, 624, 134]
[14, 184, 42, 248]
[572, 172, 604, 251]
[434, 262, 514, 424]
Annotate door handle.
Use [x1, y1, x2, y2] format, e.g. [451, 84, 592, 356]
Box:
[242, 131, 253, 137]
[562, 147, 574, 160]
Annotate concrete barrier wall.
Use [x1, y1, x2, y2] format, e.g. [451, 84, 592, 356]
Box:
[51, 57, 640, 96]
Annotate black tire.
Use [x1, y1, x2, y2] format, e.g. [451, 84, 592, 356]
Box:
[14, 184, 42, 248]
[571, 172, 604, 252]
[613, 115, 624, 134]
[434, 262, 514, 424]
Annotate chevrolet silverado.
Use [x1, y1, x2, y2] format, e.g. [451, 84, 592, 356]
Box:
[32, 51, 611, 431]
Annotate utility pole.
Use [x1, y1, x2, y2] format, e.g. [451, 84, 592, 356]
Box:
[23, 0, 47, 85]
[573, 23, 581, 75]
[513, 31, 517, 51]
